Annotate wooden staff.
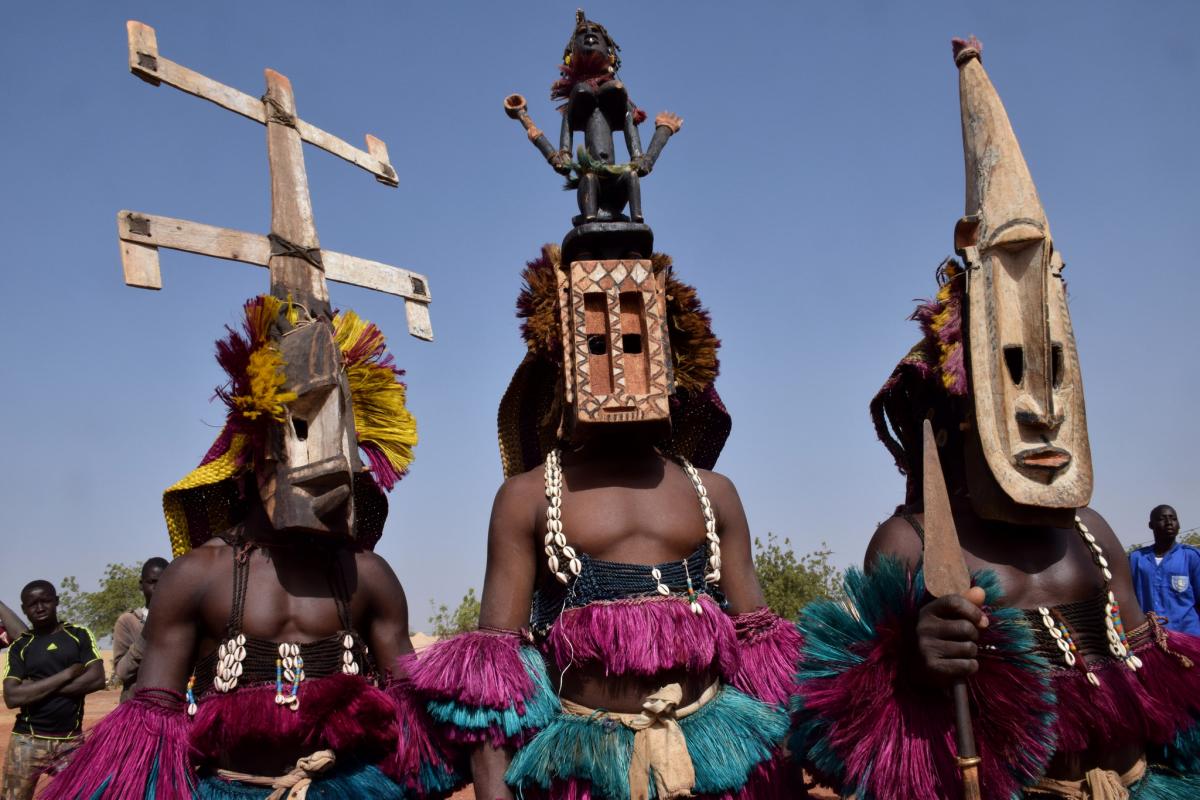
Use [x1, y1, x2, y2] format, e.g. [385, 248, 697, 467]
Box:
[921, 419, 983, 800]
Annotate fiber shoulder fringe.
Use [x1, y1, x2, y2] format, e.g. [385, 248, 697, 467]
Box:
[41, 688, 196, 799]
[791, 557, 1055, 800]
[409, 628, 558, 749]
[380, 667, 465, 796]
[727, 607, 803, 707]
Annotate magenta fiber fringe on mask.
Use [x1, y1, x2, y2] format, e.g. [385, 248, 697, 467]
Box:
[41, 688, 196, 799]
[188, 675, 399, 766]
[544, 594, 738, 677]
[728, 607, 803, 706]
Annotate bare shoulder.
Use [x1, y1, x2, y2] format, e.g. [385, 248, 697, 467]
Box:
[162, 543, 226, 586]
[489, 466, 544, 536]
[1076, 506, 1123, 556]
[695, 466, 737, 497]
[497, 464, 546, 504]
[865, 513, 923, 572]
[150, 544, 226, 616]
[353, 548, 402, 587]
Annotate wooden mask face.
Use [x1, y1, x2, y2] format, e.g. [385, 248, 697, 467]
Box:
[256, 316, 361, 538]
[557, 258, 673, 439]
[954, 46, 1092, 520]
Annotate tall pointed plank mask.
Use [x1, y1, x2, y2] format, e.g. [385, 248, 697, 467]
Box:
[952, 39, 1093, 523]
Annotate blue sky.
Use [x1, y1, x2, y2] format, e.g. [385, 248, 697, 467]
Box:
[1, 2, 1196, 630]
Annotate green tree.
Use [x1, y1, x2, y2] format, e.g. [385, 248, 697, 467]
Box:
[428, 588, 481, 637]
[1182, 529, 1200, 547]
[753, 533, 842, 620]
[58, 562, 143, 637]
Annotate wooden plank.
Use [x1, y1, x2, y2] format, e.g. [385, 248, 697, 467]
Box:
[117, 211, 270, 263]
[404, 299, 434, 342]
[118, 236, 162, 290]
[321, 251, 431, 303]
[116, 210, 433, 307]
[364, 135, 399, 187]
[125, 21, 397, 184]
[264, 69, 325, 305]
[128, 21, 264, 122]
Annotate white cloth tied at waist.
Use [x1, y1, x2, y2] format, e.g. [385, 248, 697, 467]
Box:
[560, 681, 721, 800]
[215, 748, 337, 800]
[1031, 757, 1147, 800]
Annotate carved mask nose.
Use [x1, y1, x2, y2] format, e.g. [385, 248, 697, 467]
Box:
[1014, 396, 1062, 430]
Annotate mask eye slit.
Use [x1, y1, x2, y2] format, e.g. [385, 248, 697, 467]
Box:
[1004, 346, 1024, 386]
[1051, 344, 1064, 388]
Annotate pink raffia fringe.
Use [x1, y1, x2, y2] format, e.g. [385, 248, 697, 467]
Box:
[728, 607, 803, 706]
[795, 565, 1056, 800]
[544, 594, 739, 677]
[188, 675, 399, 766]
[379, 659, 463, 794]
[409, 627, 534, 709]
[1052, 619, 1200, 753]
[41, 688, 195, 799]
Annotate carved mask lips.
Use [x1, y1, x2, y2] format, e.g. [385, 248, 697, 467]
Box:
[1015, 446, 1072, 472]
[266, 453, 355, 535]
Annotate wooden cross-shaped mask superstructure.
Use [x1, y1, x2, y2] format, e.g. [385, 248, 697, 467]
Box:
[118, 20, 430, 539]
[117, 20, 433, 340]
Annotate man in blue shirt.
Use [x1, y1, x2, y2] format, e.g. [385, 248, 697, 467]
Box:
[1129, 505, 1200, 635]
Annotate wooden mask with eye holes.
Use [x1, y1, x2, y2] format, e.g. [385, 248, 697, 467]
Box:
[953, 42, 1093, 523]
[557, 258, 673, 440]
[255, 310, 361, 539]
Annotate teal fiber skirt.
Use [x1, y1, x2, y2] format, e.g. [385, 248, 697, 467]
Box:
[506, 684, 788, 800]
[197, 763, 407, 799]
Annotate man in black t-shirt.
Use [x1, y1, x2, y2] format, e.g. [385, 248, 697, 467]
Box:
[1, 580, 104, 800]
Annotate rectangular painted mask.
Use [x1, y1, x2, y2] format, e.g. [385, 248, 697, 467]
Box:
[558, 258, 673, 437]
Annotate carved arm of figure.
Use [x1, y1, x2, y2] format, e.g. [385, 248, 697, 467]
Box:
[624, 100, 645, 167]
[638, 111, 682, 176]
[504, 94, 571, 175]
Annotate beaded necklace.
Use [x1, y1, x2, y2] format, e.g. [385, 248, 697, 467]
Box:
[541, 449, 722, 615]
[1036, 515, 1144, 687]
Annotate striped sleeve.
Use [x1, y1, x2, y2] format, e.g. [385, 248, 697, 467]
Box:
[3, 635, 30, 680]
[65, 625, 101, 666]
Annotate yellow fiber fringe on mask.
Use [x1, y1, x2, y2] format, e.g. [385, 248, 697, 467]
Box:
[334, 310, 417, 478]
[929, 263, 963, 393]
[232, 347, 296, 421]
